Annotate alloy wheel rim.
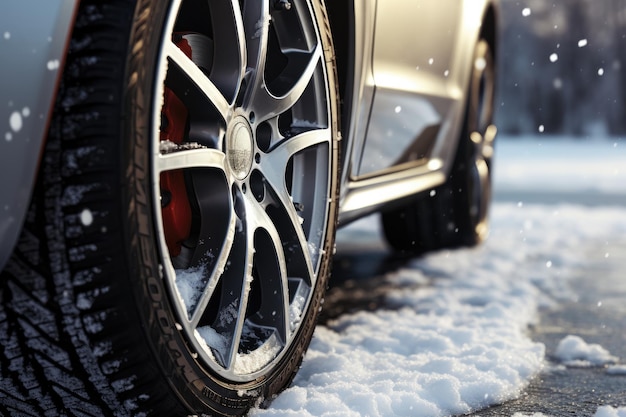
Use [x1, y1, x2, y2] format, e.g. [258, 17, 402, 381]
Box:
[151, 0, 333, 381]
[468, 40, 496, 240]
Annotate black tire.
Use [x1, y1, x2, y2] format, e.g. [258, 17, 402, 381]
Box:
[381, 38, 496, 255]
[0, 0, 339, 415]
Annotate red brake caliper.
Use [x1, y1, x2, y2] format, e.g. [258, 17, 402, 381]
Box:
[160, 37, 194, 257]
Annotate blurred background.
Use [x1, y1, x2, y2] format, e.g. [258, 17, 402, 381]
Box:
[497, 0, 626, 137]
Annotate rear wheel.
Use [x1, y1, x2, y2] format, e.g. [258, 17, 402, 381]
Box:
[0, 0, 339, 415]
[381, 38, 496, 254]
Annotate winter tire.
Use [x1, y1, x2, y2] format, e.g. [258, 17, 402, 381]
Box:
[381, 38, 496, 254]
[0, 0, 339, 415]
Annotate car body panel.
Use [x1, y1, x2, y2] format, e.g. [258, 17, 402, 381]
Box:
[338, 0, 497, 224]
[0, 0, 79, 270]
[358, 1, 463, 176]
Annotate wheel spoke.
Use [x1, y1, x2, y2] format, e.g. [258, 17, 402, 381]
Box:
[156, 148, 226, 173]
[208, 0, 247, 104]
[165, 41, 231, 121]
[263, 128, 330, 187]
[241, 0, 271, 103]
[261, 129, 331, 281]
[189, 211, 238, 328]
[246, 198, 291, 345]
[167, 169, 233, 318]
[211, 213, 252, 370]
[252, 46, 322, 121]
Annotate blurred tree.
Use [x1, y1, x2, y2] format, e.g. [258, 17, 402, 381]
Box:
[496, 0, 626, 136]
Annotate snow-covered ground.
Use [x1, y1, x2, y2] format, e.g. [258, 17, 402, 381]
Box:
[493, 136, 626, 195]
[252, 136, 626, 417]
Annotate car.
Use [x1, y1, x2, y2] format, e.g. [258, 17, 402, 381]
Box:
[0, 0, 498, 415]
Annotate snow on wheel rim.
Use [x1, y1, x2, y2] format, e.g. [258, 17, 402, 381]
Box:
[150, 0, 333, 382]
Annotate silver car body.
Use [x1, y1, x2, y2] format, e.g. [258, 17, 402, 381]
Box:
[339, 0, 497, 223]
[0, 0, 497, 269]
[0, 0, 79, 269]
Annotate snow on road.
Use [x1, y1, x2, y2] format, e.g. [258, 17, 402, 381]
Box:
[253, 137, 626, 417]
[554, 335, 618, 367]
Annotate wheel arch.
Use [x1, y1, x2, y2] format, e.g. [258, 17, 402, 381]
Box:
[324, 0, 355, 176]
[481, 3, 499, 63]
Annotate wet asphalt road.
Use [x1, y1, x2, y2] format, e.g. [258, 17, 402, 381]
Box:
[325, 194, 626, 416]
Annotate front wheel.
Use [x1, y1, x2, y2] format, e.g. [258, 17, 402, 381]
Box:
[0, 0, 339, 415]
[381, 38, 496, 254]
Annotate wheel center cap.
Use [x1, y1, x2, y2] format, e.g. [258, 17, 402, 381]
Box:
[227, 116, 254, 180]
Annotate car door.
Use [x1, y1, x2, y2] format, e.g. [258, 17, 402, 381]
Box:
[357, 0, 465, 177]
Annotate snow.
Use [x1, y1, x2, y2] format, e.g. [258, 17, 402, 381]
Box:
[493, 137, 626, 194]
[8, 108, 31, 134]
[80, 208, 93, 226]
[47, 59, 60, 71]
[174, 264, 208, 318]
[595, 406, 626, 417]
[235, 333, 282, 375]
[196, 326, 229, 353]
[554, 335, 618, 367]
[475, 57, 487, 71]
[9, 111, 22, 132]
[252, 136, 626, 416]
[606, 365, 626, 376]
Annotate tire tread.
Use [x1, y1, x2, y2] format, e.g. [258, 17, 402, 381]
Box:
[0, 1, 184, 415]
